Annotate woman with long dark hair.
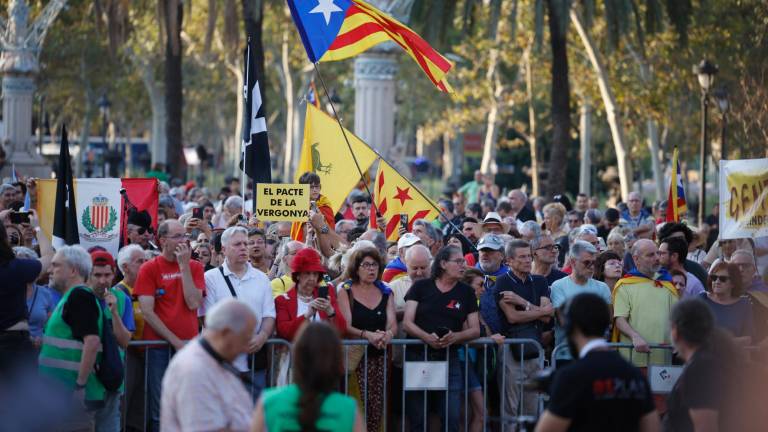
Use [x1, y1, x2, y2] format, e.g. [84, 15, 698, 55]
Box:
[251, 322, 365, 432]
[0, 215, 45, 374]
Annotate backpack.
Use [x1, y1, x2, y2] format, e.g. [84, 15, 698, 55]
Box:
[94, 302, 124, 392]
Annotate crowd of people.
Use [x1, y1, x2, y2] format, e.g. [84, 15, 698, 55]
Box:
[1, 169, 767, 431]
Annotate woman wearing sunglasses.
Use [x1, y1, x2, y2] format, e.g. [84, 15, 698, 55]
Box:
[700, 260, 754, 345]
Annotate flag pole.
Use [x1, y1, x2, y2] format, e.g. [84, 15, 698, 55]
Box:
[312, 63, 380, 217]
[242, 38, 251, 218]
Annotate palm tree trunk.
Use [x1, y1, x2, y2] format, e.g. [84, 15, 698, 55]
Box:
[570, 8, 632, 201]
[545, 0, 572, 196]
[162, 0, 184, 179]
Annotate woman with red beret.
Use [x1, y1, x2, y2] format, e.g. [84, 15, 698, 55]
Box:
[275, 248, 346, 341]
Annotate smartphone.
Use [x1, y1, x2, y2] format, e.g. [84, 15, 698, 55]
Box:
[310, 201, 318, 212]
[435, 326, 451, 338]
[191, 251, 200, 260]
[192, 207, 203, 219]
[399, 213, 409, 230]
[10, 211, 30, 224]
[317, 284, 329, 299]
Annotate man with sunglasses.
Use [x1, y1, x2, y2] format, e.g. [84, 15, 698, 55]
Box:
[550, 241, 611, 364]
[135, 219, 206, 432]
[531, 233, 567, 287]
[127, 210, 154, 250]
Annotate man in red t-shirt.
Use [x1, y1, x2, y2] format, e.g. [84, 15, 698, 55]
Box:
[135, 219, 204, 432]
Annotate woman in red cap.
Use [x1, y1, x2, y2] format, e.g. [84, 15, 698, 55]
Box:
[275, 248, 346, 341]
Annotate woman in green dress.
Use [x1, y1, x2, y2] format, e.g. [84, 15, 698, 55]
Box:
[251, 322, 365, 432]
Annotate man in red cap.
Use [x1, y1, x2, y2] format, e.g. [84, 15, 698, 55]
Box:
[89, 250, 135, 432]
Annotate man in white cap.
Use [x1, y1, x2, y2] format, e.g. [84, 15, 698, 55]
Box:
[475, 234, 512, 335]
[382, 233, 422, 283]
[480, 212, 511, 235]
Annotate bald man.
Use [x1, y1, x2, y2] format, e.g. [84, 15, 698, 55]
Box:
[612, 239, 678, 367]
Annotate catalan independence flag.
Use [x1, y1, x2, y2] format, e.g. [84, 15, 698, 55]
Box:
[666, 146, 688, 222]
[286, 0, 453, 92]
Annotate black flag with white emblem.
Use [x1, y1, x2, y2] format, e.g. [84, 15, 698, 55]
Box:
[52, 125, 79, 249]
[240, 36, 272, 190]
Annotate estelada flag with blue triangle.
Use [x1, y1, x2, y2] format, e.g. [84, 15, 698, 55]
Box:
[666, 146, 688, 222]
[286, 0, 453, 92]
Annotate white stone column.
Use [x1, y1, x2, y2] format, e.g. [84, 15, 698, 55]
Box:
[354, 53, 397, 155]
[1, 74, 48, 178]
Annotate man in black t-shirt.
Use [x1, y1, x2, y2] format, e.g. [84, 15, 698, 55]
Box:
[535, 293, 659, 432]
[497, 239, 553, 421]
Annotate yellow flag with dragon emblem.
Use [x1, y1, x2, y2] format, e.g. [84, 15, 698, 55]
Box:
[296, 104, 378, 212]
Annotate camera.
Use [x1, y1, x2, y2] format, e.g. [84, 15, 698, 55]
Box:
[192, 207, 203, 219]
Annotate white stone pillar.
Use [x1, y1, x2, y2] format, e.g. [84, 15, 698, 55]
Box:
[354, 53, 397, 155]
[1, 75, 48, 178]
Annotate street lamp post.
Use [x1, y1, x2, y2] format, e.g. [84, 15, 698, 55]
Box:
[713, 86, 729, 161]
[97, 93, 111, 177]
[693, 59, 718, 225]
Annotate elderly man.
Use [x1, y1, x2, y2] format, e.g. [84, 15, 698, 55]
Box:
[114, 244, 149, 431]
[731, 249, 767, 292]
[531, 233, 567, 286]
[612, 239, 678, 367]
[382, 233, 422, 282]
[135, 219, 205, 432]
[550, 241, 611, 362]
[202, 226, 275, 401]
[39, 246, 102, 427]
[334, 219, 356, 244]
[269, 240, 306, 298]
[507, 189, 536, 222]
[496, 240, 553, 420]
[213, 195, 244, 229]
[620, 192, 654, 239]
[412, 218, 442, 255]
[89, 251, 134, 432]
[161, 299, 256, 432]
[476, 234, 512, 335]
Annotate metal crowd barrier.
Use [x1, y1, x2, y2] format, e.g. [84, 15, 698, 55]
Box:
[122, 337, 546, 432]
[551, 342, 676, 370]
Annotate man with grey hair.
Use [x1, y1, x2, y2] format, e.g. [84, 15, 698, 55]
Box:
[531, 233, 567, 286]
[550, 240, 612, 362]
[334, 219, 355, 243]
[519, 220, 542, 242]
[201, 226, 275, 400]
[507, 189, 536, 222]
[730, 249, 767, 292]
[213, 195, 244, 229]
[135, 219, 205, 431]
[0, 183, 17, 210]
[613, 239, 678, 367]
[39, 245, 105, 423]
[161, 299, 256, 432]
[412, 219, 442, 255]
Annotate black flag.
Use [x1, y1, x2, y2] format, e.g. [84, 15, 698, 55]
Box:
[52, 125, 79, 249]
[240, 36, 272, 204]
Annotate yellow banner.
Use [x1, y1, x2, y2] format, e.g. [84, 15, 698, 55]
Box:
[719, 159, 768, 239]
[255, 184, 310, 222]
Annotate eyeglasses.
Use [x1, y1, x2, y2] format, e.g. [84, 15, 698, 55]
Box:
[360, 262, 379, 269]
[447, 258, 466, 265]
[580, 259, 595, 267]
[536, 244, 560, 252]
[711, 275, 730, 282]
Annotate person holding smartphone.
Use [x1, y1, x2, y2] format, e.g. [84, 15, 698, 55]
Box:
[403, 245, 481, 432]
[274, 248, 346, 342]
[336, 246, 396, 432]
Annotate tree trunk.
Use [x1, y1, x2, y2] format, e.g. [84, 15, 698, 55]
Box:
[524, 46, 540, 196]
[579, 98, 592, 195]
[570, 8, 631, 201]
[626, 42, 665, 201]
[281, 28, 294, 182]
[545, 0, 572, 197]
[162, 0, 184, 179]
[480, 0, 505, 176]
[225, 60, 244, 176]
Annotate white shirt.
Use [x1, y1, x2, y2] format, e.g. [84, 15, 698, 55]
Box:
[202, 260, 276, 371]
[161, 339, 253, 432]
